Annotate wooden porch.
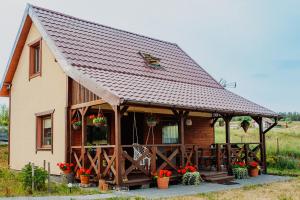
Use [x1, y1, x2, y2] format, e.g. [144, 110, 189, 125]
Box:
[66, 79, 276, 188]
[70, 142, 263, 186]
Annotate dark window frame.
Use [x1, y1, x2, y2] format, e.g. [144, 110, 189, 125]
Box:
[35, 109, 54, 153]
[29, 38, 42, 80]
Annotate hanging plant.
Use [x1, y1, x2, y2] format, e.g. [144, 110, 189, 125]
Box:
[241, 117, 251, 133]
[89, 114, 107, 127]
[72, 119, 82, 130]
[146, 115, 158, 127]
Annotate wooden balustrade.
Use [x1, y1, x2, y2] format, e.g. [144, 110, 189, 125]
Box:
[71, 145, 116, 182]
[70, 143, 261, 184]
[211, 143, 262, 171]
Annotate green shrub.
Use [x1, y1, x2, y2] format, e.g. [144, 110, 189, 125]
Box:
[20, 164, 48, 192]
[267, 155, 299, 170]
[232, 167, 248, 179]
[182, 172, 201, 185]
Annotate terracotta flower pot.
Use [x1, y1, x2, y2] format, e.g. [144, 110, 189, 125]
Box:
[63, 169, 72, 175]
[99, 179, 106, 191]
[249, 168, 259, 177]
[157, 177, 170, 189]
[80, 175, 90, 185]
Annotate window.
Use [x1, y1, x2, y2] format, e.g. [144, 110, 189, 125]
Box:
[162, 125, 178, 144]
[36, 110, 54, 152]
[29, 38, 42, 79]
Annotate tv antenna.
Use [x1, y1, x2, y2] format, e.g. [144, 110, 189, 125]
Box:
[219, 78, 237, 88]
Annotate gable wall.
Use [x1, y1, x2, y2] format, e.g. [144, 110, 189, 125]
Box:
[10, 23, 67, 174]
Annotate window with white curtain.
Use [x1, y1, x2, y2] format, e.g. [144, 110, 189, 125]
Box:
[162, 125, 178, 144]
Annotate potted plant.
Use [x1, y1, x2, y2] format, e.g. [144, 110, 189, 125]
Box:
[156, 170, 172, 189]
[232, 161, 248, 179]
[178, 163, 201, 185]
[248, 161, 260, 177]
[89, 114, 107, 127]
[146, 115, 158, 127]
[241, 117, 251, 132]
[57, 162, 74, 175]
[78, 167, 91, 185]
[71, 119, 82, 131]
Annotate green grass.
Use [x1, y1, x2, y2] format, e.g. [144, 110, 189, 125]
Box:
[0, 145, 104, 197]
[215, 121, 300, 175]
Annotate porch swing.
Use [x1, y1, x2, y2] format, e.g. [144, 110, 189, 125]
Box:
[132, 112, 154, 168]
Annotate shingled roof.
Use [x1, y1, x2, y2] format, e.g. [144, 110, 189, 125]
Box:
[0, 4, 278, 117]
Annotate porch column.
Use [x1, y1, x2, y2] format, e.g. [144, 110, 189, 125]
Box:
[113, 105, 122, 188]
[256, 117, 265, 173]
[224, 116, 232, 143]
[223, 115, 232, 171]
[179, 111, 185, 166]
[80, 107, 88, 168]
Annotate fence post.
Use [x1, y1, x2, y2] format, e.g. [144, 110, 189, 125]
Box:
[277, 138, 280, 154]
[47, 162, 50, 192]
[31, 163, 35, 192]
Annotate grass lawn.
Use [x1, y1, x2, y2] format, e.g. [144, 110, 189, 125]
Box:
[167, 178, 300, 200]
[215, 121, 300, 176]
[0, 145, 104, 197]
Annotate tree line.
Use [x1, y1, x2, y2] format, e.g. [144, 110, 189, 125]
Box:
[278, 112, 300, 121]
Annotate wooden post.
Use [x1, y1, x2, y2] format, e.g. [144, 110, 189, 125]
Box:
[244, 144, 249, 165]
[31, 163, 35, 192]
[216, 144, 221, 171]
[80, 107, 88, 168]
[179, 111, 185, 166]
[224, 116, 232, 144]
[47, 162, 50, 192]
[151, 146, 157, 174]
[257, 117, 266, 173]
[113, 105, 122, 188]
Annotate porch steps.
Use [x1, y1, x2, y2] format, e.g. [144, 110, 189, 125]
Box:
[200, 171, 235, 183]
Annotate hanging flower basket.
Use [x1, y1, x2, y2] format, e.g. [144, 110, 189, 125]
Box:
[241, 119, 250, 133]
[147, 116, 158, 127]
[72, 120, 82, 131]
[89, 114, 107, 127]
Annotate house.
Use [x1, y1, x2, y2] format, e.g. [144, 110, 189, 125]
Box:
[0, 4, 279, 188]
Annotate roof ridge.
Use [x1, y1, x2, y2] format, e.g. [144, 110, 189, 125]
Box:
[29, 4, 177, 46]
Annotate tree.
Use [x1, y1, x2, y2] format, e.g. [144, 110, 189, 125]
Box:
[0, 104, 8, 127]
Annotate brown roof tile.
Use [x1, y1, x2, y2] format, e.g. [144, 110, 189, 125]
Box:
[29, 5, 277, 117]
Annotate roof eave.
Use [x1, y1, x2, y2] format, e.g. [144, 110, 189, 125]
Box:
[122, 99, 279, 118]
[0, 4, 32, 97]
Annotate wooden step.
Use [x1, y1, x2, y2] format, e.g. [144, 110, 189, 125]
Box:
[204, 175, 235, 183]
[200, 171, 228, 178]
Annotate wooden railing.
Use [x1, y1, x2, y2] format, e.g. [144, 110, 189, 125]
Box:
[70, 143, 262, 184]
[71, 145, 116, 182]
[211, 143, 262, 171]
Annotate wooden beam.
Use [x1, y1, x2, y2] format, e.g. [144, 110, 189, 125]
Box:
[171, 109, 179, 117]
[113, 105, 122, 188]
[211, 117, 219, 127]
[263, 118, 278, 134]
[120, 106, 129, 116]
[70, 99, 106, 110]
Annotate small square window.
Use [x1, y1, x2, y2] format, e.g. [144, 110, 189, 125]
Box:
[36, 110, 54, 152]
[29, 38, 42, 79]
[162, 125, 179, 144]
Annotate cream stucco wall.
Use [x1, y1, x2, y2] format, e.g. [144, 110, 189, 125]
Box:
[10, 23, 67, 174]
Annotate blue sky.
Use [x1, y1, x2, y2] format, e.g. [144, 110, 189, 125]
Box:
[0, 0, 299, 112]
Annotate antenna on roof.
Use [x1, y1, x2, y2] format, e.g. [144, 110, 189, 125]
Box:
[219, 78, 237, 88]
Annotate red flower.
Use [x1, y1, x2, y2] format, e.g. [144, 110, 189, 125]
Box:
[89, 115, 95, 119]
[166, 171, 172, 177]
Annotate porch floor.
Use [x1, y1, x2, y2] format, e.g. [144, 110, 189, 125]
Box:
[2, 175, 292, 200]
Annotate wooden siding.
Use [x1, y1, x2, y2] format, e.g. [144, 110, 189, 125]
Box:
[71, 79, 100, 105]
